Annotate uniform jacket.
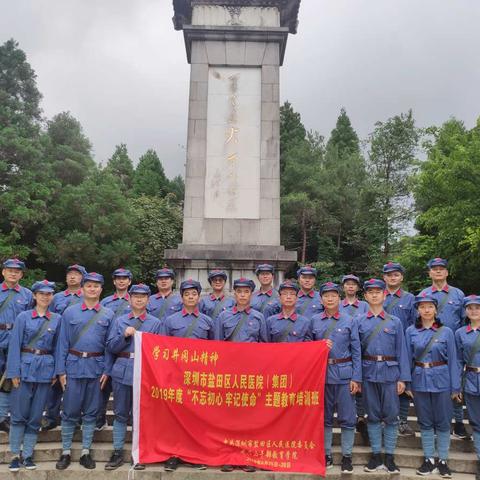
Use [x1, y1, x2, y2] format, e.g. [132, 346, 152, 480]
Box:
[162, 308, 215, 340]
[49, 289, 83, 315]
[148, 292, 183, 321]
[216, 306, 267, 342]
[265, 312, 312, 343]
[199, 294, 235, 320]
[384, 289, 416, 331]
[456, 325, 480, 395]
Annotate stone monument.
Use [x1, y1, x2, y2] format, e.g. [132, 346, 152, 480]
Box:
[165, 0, 300, 288]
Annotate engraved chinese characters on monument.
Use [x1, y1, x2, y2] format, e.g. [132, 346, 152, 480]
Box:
[205, 67, 261, 219]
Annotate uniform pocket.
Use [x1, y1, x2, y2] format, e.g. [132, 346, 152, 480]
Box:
[338, 363, 353, 380]
[94, 356, 105, 375]
[385, 360, 400, 382]
[112, 361, 126, 380]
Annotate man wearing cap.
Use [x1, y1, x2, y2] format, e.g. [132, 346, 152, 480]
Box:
[148, 268, 182, 322]
[105, 284, 163, 471]
[0, 258, 33, 433]
[251, 264, 280, 317]
[162, 279, 214, 472]
[357, 279, 410, 474]
[216, 277, 267, 473]
[266, 281, 312, 343]
[43, 264, 87, 430]
[420, 257, 467, 439]
[456, 295, 480, 480]
[382, 262, 416, 437]
[50, 264, 87, 315]
[311, 282, 361, 474]
[6, 280, 60, 471]
[199, 270, 234, 322]
[295, 266, 323, 319]
[339, 274, 368, 317]
[97, 268, 133, 431]
[55, 272, 114, 471]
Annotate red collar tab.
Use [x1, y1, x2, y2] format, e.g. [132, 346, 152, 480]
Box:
[280, 311, 297, 321]
[299, 290, 314, 298]
[466, 325, 480, 333]
[182, 307, 200, 317]
[385, 289, 402, 297]
[233, 306, 251, 314]
[156, 291, 172, 299]
[64, 289, 82, 297]
[32, 310, 52, 319]
[210, 293, 225, 301]
[367, 310, 386, 319]
[258, 289, 273, 297]
[81, 302, 101, 311]
[342, 298, 359, 307]
[431, 284, 449, 293]
[322, 311, 340, 320]
[113, 292, 130, 301]
[128, 312, 146, 321]
[1, 282, 20, 292]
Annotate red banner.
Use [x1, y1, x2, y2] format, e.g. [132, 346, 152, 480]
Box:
[132, 333, 329, 475]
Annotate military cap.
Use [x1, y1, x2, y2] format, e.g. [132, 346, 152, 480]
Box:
[82, 272, 105, 285]
[363, 278, 386, 290]
[414, 293, 438, 308]
[296, 265, 317, 278]
[66, 264, 87, 276]
[31, 280, 55, 293]
[233, 277, 256, 291]
[278, 280, 300, 293]
[2, 258, 26, 270]
[320, 282, 341, 295]
[208, 270, 228, 283]
[382, 262, 406, 274]
[464, 295, 480, 307]
[129, 283, 151, 295]
[112, 268, 133, 279]
[180, 279, 202, 295]
[427, 258, 448, 269]
[155, 268, 175, 279]
[341, 274, 361, 285]
[255, 264, 275, 275]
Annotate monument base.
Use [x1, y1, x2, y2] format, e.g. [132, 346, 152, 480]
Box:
[164, 245, 297, 291]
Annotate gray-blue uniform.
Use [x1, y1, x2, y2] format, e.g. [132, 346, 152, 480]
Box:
[44, 264, 86, 428]
[295, 266, 323, 319]
[216, 278, 267, 342]
[339, 274, 369, 318]
[55, 273, 114, 464]
[148, 268, 183, 322]
[312, 282, 361, 461]
[251, 264, 281, 317]
[7, 281, 60, 465]
[0, 259, 33, 427]
[456, 295, 480, 466]
[406, 294, 460, 466]
[199, 270, 234, 322]
[106, 284, 162, 456]
[357, 279, 411, 463]
[162, 279, 215, 340]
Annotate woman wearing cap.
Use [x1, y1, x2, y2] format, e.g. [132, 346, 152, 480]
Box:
[5, 280, 61, 471]
[405, 294, 460, 478]
[251, 264, 280, 317]
[456, 295, 480, 480]
[199, 270, 235, 322]
[312, 282, 361, 474]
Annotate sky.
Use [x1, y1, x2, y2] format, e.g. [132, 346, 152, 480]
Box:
[1, 0, 479, 178]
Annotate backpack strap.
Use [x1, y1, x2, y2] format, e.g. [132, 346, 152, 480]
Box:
[25, 313, 58, 349]
[362, 313, 391, 352]
[227, 312, 249, 342]
[184, 315, 200, 338]
[71, 308, 106, 347]
[416, 327, 444, 362]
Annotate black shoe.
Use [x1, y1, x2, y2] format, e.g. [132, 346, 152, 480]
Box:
[437, 460, 452, 478]
[325, 454, 333, 469]
[41, 418, 58, 431]
[398, 420, 415, 437]
[364, 453, 384, 472]
[241, 465, 256, 472]
[79, 453, 96, 469]
[23, 457, 37, 470]
[453, 422, 471, 440]
[416, 457, 437, 476]
[356, 417, 370, 446]
[384, 454, 400, 474]
[105, 450, 124, 470]
[165, 457, 179, 472]
[0, 419, 10, 433]
[341, 456, 353, 474]
[134, 463, 146, 470]
[221, 465, 235, 472]
[56, 454, 71, 470]
[192, 463, 207, 470]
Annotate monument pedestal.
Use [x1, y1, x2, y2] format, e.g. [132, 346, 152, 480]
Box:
[167, 1, 300, 289]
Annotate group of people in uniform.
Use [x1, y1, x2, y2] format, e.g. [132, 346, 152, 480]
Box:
[1, 256, 480, 478]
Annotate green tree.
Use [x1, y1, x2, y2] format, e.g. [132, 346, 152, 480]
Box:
[133, 149, 169, 197]
[44, 111, 95, 186]
[280, 101, 307, 174]
[105, 143, 134, 193]
[366, 110, 420, 257]
[168, 174, 185, 204]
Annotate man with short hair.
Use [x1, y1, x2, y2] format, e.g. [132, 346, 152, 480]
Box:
[382, 261, 416, 437]
[199, 270, 234, 321]
[105, 284, 162, 471]
[0, 259, 33, 433]
[295, 266, 323, 319]
[148, 268, 182, 321]
[266, 281, 312, 343]
[420, 257, 468, 440]
[55, 273, 114, 471]
[339, 274, 368, 317]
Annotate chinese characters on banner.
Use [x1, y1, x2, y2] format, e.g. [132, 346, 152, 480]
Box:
[132, 333, 329, 475]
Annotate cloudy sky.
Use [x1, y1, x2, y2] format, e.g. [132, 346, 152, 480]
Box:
[1, 0, 479, 178]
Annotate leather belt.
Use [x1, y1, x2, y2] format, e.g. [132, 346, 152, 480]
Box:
[21, 347, 52, 355]
[68, 349, 103, 358]
[0, 324, 12, 331]
[328, 356, 352, 365]
[117, 352, 135, 359]
[415, 361, 447, 368]
[362, 355, 397, 362]
[466, 366, 480, 373]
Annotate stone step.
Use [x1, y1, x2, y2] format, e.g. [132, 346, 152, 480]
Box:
[1, 428, 475, 453]
[0, 462, 477, 480]
[0, 444, 476, 474]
